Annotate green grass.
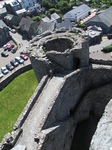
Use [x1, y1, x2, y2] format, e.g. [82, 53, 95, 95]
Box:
[0, 69, 38, 142]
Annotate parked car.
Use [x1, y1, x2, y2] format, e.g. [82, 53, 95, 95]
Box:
[20, 54, 28, 60]
[10, 60, 19, 67]
[6, 64, 14, 71]
[1, 51, 9, 57]
[11, 48, 16, 53]
[15, 56, 24, 64]
[11, 29, 16, 33]
[7, 43, 12, 51]
[1, 67, 9, 75]
[3, 44, 8, 50]
[0, 72, 3, 79]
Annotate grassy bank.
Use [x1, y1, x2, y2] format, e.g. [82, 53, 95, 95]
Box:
[0, 69, 38, 142]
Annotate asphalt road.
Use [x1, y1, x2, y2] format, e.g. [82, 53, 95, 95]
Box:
[90, 37, 112, 52]
[0, 32, 30, 82]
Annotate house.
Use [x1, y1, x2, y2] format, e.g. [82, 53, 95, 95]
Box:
[28, 3, 41, 14]
[16, 8, 27, 17]
[4, 14, 21, 28]
[0, 20, 10, 46]
[5, 0, 22, 15]
[38, 20, 54, 35]
[42, 13, 60, 23]
[56, 20, 73, 30]
[19, 17, 38, 39]
[86, 25, 102, 45]
[18, 0, 37, 10]
[85, 6, 112, 34]
[63, 4, 91, 22]
[0, 7, 7, 19]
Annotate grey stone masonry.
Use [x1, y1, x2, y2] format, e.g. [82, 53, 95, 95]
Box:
[26, 28, 89, 82]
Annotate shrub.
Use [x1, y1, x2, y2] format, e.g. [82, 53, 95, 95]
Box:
[102, 44, 112, 53]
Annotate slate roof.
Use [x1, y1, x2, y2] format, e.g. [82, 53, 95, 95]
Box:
[38, 20, 54, 34]
[87, 6, 112, 28]
[0, 7, 7, 14]
[56, 20, 73, 30]
[63, 4, 91, 21]
[42, 13, 60, 22]
[19, 17, 34, 31]
[0, 20, 7, 29]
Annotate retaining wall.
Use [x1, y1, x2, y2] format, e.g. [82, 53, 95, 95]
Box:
[0, 64, 32, 91]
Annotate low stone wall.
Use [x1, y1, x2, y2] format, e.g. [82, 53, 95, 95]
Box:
[90, 58, 112, 66]
[14, 75, 49, 130]
[0, 64, 32, 91]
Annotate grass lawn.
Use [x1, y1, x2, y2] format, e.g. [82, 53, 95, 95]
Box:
[0, 69, 38, 142]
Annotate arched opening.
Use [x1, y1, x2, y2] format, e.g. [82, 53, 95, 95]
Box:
[74, 57, 80, 69]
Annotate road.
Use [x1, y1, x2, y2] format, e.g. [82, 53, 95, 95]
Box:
[90, 37, 112, 52]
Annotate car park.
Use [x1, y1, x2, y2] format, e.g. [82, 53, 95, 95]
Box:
[10, 60, 19, 67]
[1, 51, 9, 57]
[6, 64, 14, 71]
[1, 67, 9, 75]
[0, 72, 3, 79]
[15, 56, 24, 64]
[20, 54, 28, 60]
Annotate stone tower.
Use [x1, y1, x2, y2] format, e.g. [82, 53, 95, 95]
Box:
[27, 28, 89, 82]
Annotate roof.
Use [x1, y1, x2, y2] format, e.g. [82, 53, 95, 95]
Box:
[63, 4, 91, 21]
[0, 7, 7, 14]
[38, 20, 54, 34]
[0, 20, 7, 28]
[4, 14, 14, 21]
[0, 1, 5, 8]
[16, 8, 27, 14]
[56, 20, 73, 30]
[86, 6, 112, 28]
[5, 0, 19, 7]
[42, 13, 60, 22]
[19, 17, 34, 31]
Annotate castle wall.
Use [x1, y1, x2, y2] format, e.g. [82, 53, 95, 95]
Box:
[37, 65, 112, 150]
[42, 65, 112, 130]
[0, 64, 32, 91]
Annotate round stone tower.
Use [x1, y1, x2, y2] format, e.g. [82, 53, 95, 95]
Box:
[26, 28, 89, 82]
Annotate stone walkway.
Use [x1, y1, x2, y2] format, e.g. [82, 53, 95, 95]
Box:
[16, 75, 64, 150]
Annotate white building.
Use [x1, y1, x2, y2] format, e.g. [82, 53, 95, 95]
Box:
[5, 0, 21, 11]
[63, 4, 91, 22]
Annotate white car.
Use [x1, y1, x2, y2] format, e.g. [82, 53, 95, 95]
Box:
[15, 57, 24, 64]
[1, 67, 9, 75]
[3, 44, 8, 50]
[0, 72, 3, 78]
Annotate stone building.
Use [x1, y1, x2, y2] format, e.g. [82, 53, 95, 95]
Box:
[0, 20, 10, 46]
[28, 28, 89, 82]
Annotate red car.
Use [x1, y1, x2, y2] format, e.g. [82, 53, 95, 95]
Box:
[20, 54, 28, 61]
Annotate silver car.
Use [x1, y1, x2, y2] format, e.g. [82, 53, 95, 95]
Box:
[1, 67, 9, 75]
